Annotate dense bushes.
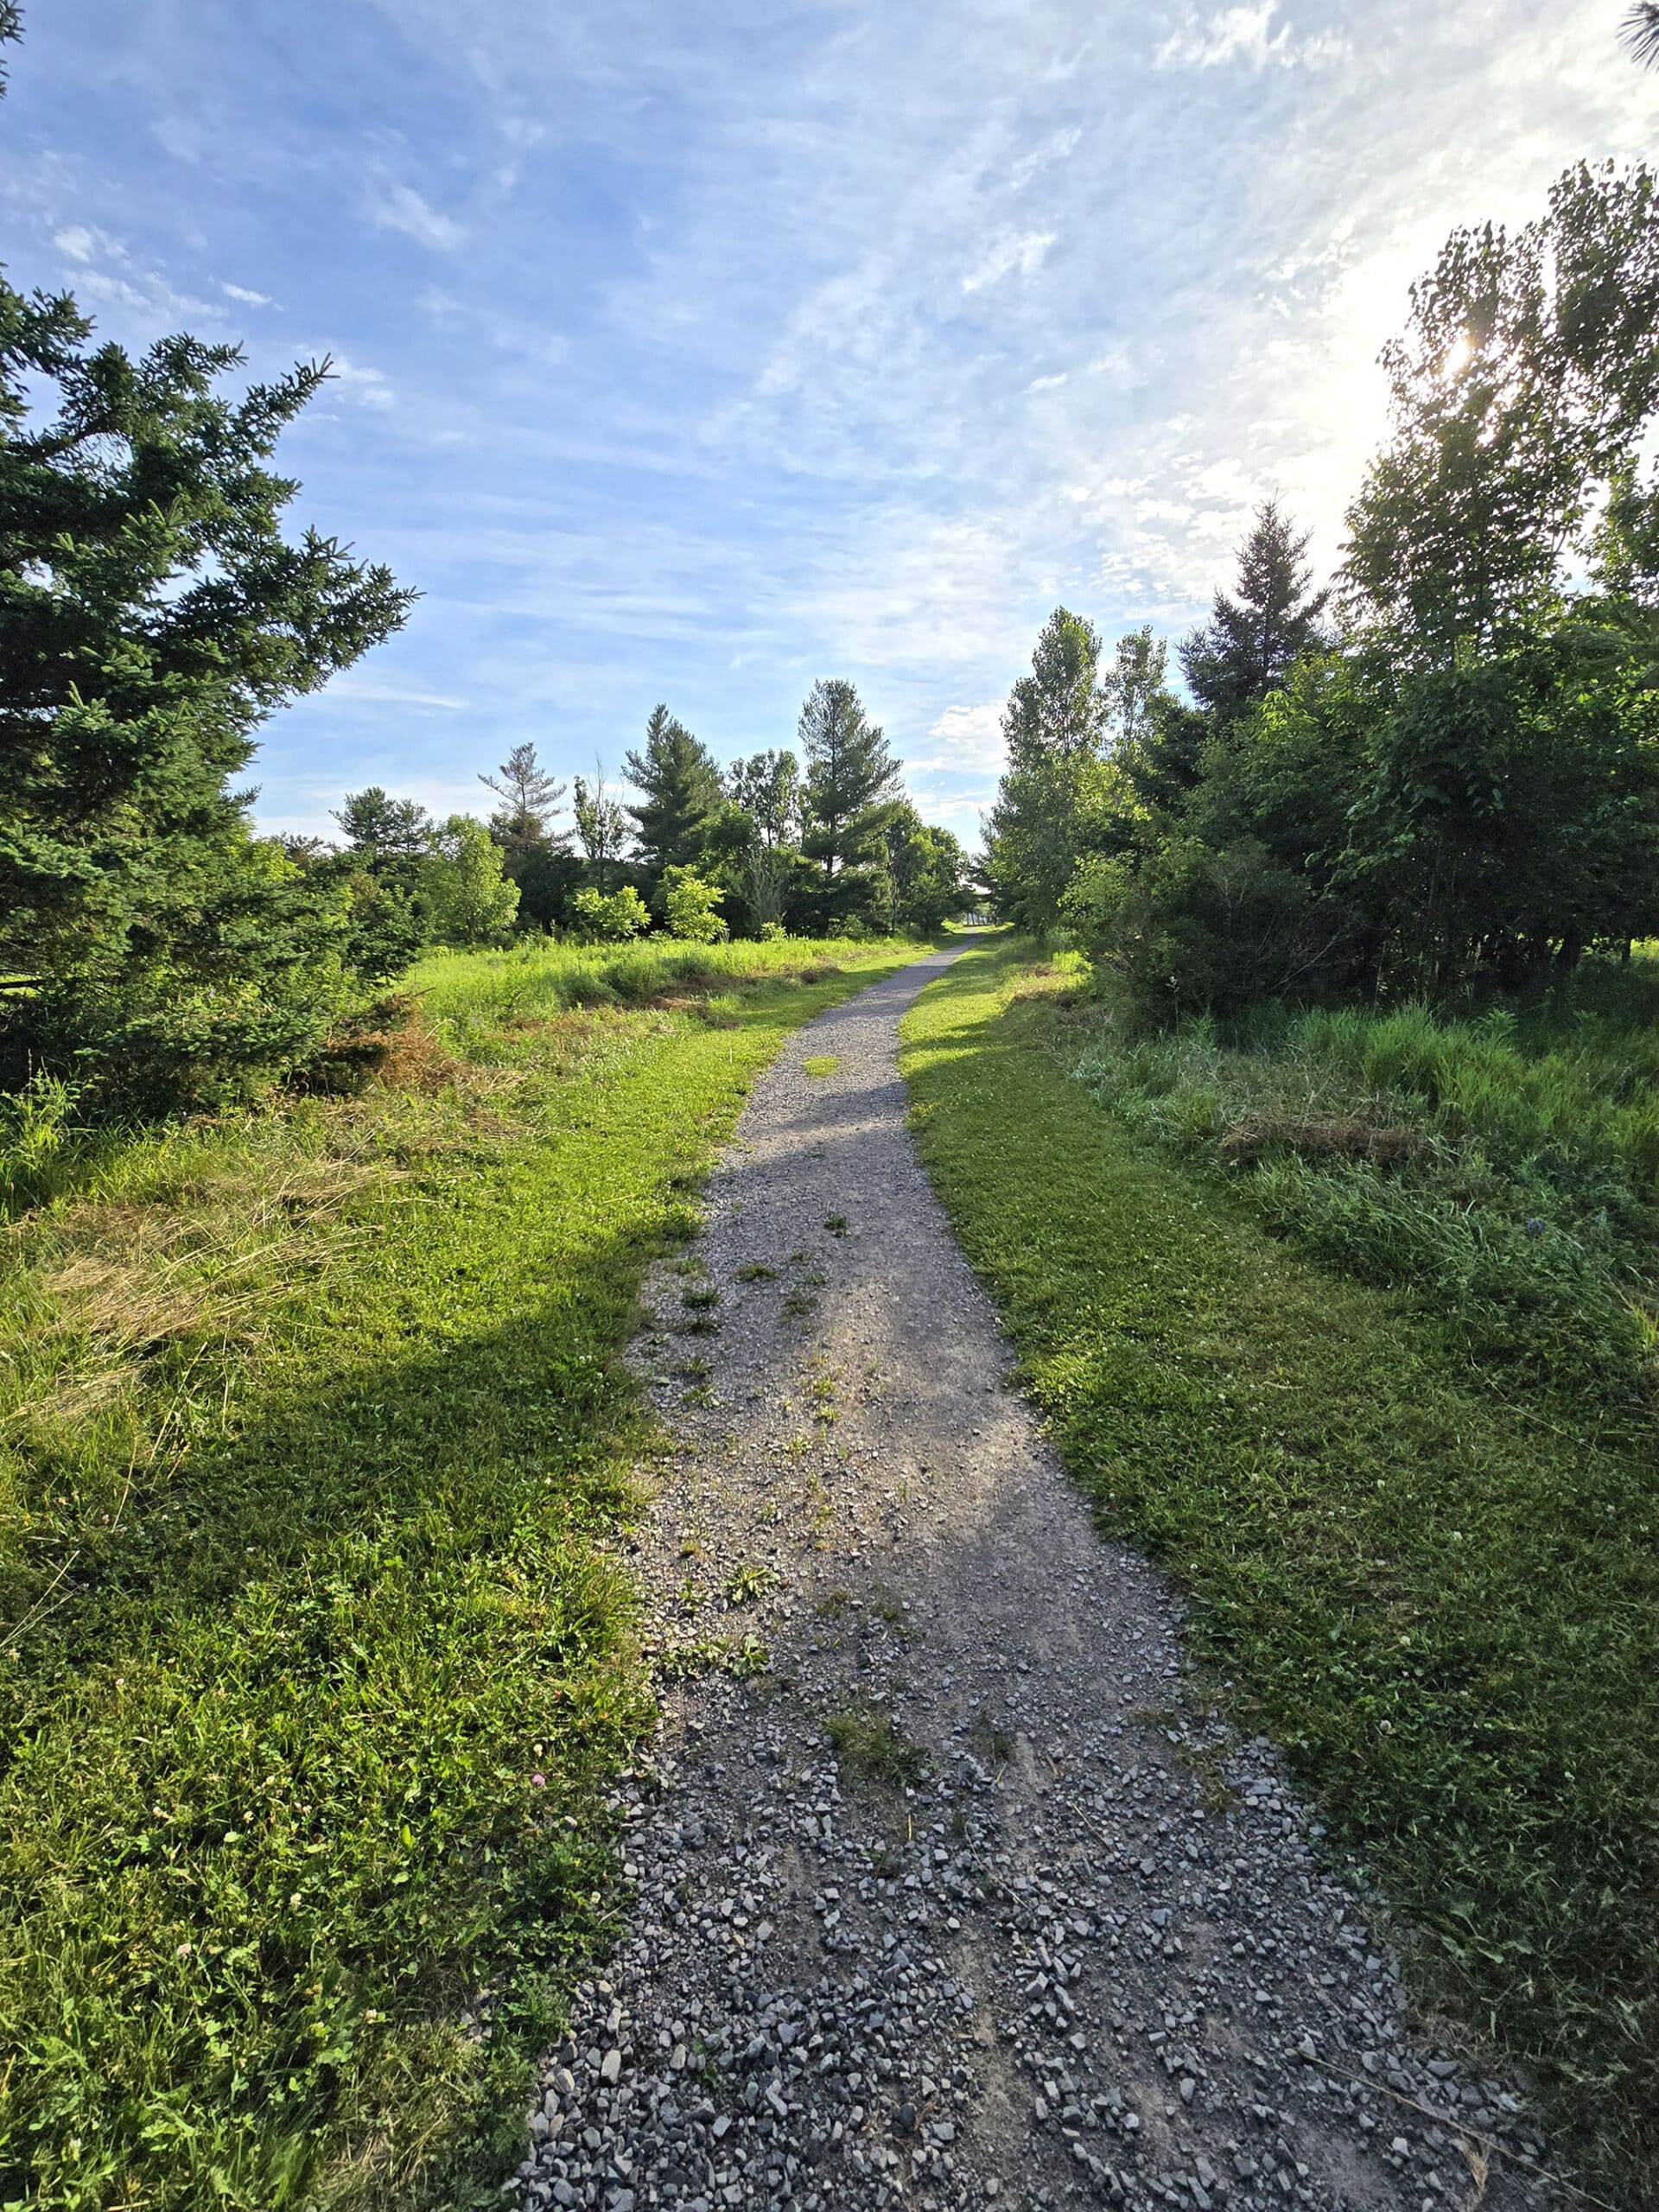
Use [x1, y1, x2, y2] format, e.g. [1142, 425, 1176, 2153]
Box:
[987, 162, 1659, 1027]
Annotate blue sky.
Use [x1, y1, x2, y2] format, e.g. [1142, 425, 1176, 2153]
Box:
[4, 1, 1653, 847]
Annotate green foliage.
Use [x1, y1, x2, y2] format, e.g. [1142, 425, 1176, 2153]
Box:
[1342, 162, 1659, 662]
[567, 884, 650, 945]
[660, 866, 727, 944]
[0, 282, 411, 1113]
[901, 944, 1659, 2207]
[1071, 975, 1659, 1404]
[798, 678, 901, 914]
[423, 815, 521, 946]
[1000, 605, 1107, 765]
[1179, 498, 1328, 721]
[881, 804, 971, 932]
[0, 938, 918, 2210]
[623, 705, 722, 875]
[1338, 632, 1659, 990]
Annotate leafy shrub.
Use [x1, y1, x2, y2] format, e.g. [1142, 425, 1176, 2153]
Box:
[661, 868, 727, 944]
[568, 886, 650, 944]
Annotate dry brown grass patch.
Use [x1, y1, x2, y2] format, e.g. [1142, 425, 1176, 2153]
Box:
[1218, 1112, 1421, 1166]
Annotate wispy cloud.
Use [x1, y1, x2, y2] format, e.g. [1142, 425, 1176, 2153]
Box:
[962, 228, 1056, 293]
[1156, 3, 1348, 73]
[220, 280, 273, 306]
[366, 178, 465, 252]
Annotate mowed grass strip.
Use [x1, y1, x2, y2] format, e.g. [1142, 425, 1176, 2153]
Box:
[899, 942, 1659, 2210]
[0, 939, 918, 2212]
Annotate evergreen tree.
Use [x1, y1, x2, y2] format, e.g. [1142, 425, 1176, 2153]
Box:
[479, 742, 568, 856]
[1624, 3, 1659, 67]
[334, 788, 433, 868]
[1180, 499, 1328, 721]
[0, 270, 411, 1108]
[798, 679, 900, 886]
[623, 704, 722, 874]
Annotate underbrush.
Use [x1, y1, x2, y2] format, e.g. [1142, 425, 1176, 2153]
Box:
[901, 944, 1659, 2209]
[0, 941, 917, 2211]
[1071, 977, 1659, 1414]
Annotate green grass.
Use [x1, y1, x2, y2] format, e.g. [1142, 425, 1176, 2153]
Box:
[1071, 978, 1659, 1414]
[822, 1707, 927, 1789]
[899, 940, 1659, 2209]
[0, 935, 918, 2212]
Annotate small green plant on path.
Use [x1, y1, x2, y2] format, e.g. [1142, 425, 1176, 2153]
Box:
[0, 935, 917, 2212]
[803, 1056, 839, 1077]
[823, 1707, 927, 1789]
[899, 939, 1659, 2211]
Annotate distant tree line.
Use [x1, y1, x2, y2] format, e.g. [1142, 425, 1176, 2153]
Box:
[304, 675, 972, 969]
[987, 156, 1659, 1020]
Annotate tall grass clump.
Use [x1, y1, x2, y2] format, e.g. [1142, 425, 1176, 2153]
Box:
[411, 932, 915, 1052]
[1073, 959, 1659, 1411]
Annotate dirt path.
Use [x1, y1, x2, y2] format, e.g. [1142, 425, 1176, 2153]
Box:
[507, 946, 1565, 2212]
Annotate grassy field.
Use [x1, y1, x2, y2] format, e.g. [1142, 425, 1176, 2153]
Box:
[0, 934, 921, 2212]
[899, 940, 1659, 2209]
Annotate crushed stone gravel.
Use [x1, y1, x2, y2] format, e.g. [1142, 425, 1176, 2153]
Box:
[504, 945, 1567, 2212]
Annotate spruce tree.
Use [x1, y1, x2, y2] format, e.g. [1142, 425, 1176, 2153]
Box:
[1180, 499, 1327, 721]
[0, 267, 412, 1107]
[798, 679, 900, 884]
[623, 704, 722, 874]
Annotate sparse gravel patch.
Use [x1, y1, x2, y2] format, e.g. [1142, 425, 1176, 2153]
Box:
[504, 947, 1567, 2212]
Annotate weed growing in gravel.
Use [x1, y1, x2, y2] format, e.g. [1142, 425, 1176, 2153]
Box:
[900, 941, 1659, 2207]
[803, 1056, 840, 1077]
[736, 1262, 778, 1282]
[721, 1562, 779, 1606]
[823, 1707, 928, 1788]
[823, 1213, 849, 1236]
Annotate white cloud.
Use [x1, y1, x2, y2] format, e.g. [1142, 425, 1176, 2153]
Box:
[324, 355, 396, 409]
[1156, 4, 1348, 73]
[54, 224, 99, 262]
[962, 228, 1056, 293]
[367, 179, 465, 252]
[916, 701, 1006, 773]
[329, 678, 469, 709]
[220, 281, 273, 306]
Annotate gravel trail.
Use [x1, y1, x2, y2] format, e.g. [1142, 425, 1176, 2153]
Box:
[506, 945, 1567, 2212]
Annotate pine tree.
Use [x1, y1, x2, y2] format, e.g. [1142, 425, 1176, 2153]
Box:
[1180, 499, 1328, 721]
[1624, 3, 1659, 67]
[623, 704, 722, 874]
[479, 742, 568, 855]
[798, 679, 900, 884]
